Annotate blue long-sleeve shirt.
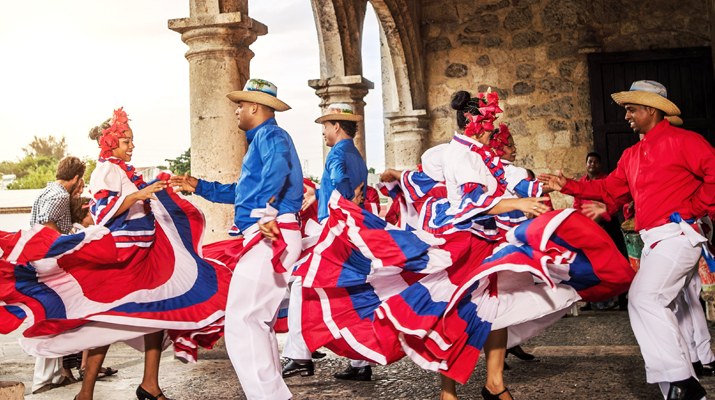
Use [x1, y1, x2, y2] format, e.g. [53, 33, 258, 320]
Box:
[317, 138, 368, 222]
[195, 118, 303, 233]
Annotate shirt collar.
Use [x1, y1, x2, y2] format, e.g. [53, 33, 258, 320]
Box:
[454, 132, 483, 148]
[585, 172, 607, 181]
[51, 181, 69, 195]
[642, 119, 671, 141]
[246, 118, 277, 143]
[332, 138, 354, 150]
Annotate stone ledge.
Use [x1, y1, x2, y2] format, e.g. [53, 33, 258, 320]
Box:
[0, 381, 25, 400]
[0, 207, 31, 215]
[701, 291, 715, 321]
[168, 12, 267, 36]
[308, 75, 375, 90]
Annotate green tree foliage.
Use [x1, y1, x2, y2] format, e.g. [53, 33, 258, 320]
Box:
[83, 157, 97, 183]
[165, 148, 191, 176]
[23, 135, 68, 159]
[6, 163, 57, 190]
[0, 135, 74, 190]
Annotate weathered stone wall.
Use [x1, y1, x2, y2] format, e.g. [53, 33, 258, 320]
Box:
[420, 0, 711, 208]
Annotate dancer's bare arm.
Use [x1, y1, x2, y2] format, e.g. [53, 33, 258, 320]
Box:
[169, 173, 198, 193]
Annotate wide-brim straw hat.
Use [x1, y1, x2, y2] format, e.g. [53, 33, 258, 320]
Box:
[666, 115, 683, 126]
[315, 103, 364, 124]
[226, 78, 291, 112]
[611, 80, 680, 116]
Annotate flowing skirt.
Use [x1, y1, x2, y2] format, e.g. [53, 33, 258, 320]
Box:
[0, 184, 236, 363]
[296, 192, 634, 384]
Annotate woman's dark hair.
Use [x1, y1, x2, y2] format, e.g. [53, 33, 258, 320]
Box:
[450, 91, 481, 129]
[88, 118, 111, 144]
[70, 196, 91, 224]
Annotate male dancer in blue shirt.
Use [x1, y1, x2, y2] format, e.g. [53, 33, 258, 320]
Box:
[170, 79, 303, 400]
[281, 103, 374, 381]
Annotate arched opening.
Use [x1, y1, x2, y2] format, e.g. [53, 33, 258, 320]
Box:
[362, 2, 385, 173]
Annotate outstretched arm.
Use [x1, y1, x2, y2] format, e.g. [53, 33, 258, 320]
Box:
[170, 173, 236, 204]
[540, 166, 632, 214]
[487, 197, 552, 217]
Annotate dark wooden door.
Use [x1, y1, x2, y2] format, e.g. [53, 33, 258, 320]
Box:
[587, 47, 715, 172]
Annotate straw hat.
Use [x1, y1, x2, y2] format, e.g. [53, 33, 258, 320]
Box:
[315, 103, 364, 124]
[665, 115, 683, 126]
[611, 80, 680, 116]
[226, 79, 291, 112]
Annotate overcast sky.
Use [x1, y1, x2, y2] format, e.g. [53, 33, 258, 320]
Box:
[0, 0, 385, 178]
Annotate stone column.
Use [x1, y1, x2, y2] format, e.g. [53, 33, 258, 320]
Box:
[169, 1, 266, 243]
[308, 75, 374, 161]
[385, 110, 430, 170]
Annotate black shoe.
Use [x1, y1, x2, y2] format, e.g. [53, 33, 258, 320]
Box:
[666, 377, 706, 400]
[136, 385, 166, 400]
[693, 361, 704, 377]
[700, 361, 715, 377]
[506, 345, 536, 361]
[312, 350, 326, 359]
[334, 365, 372, 381]
[282, 359, 314, 378]
[481, 386, 512, 400]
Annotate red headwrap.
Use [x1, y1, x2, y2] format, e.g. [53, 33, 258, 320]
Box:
[98, 107, 131, 159]
[464, 91, 503, 138]
[488, 123, 511, 156]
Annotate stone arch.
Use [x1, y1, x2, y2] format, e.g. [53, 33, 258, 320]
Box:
[310, 0, 429, 169]
[312, 0, 367, 78]
[368, 0, 426, 112]
[368, 0, 429, 169]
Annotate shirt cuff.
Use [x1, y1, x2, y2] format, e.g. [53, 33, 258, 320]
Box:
[194, 179, 208, 196]
[561, 178, 581, 197]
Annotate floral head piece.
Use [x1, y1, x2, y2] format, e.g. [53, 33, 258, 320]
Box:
[99, 107, 131, 159]
[488, 124, 512, 156]
[464, 89, 503, 138]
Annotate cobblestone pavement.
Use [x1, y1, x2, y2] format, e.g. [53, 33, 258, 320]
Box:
[2, 310, 715, 399]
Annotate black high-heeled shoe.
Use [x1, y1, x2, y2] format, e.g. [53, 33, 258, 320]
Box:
[136, 385, 166, 400]
[481, 386, 513, 400]
[506, 345, 535, 361]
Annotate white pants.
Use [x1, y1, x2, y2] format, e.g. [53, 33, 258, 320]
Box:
[676, 272, 715, 365]
[282, 277, 311, 361]
[225, 220, 302, 400]
[628, 234, 703, 395]
[32, 357, 64, 393]
[281, 265, 376, 370]
[350, 359, 375, 368]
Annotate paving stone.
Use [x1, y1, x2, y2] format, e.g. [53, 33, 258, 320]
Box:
[5, 312, 715, 399]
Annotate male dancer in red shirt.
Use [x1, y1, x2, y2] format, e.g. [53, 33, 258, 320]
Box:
[540, 80, 715, 400]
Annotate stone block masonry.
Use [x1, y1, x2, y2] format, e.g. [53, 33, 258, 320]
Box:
[421, 0, 710, 208]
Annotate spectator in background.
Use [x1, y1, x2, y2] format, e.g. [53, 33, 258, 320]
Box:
[28, 156, 86, 393]
[69, 197, 120, 381]
[572, 152, 628, 311]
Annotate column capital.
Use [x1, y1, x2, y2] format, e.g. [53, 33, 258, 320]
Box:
[308, 75, 374, 161]
[385, 109, 430, 171]
[308, 75, 374, 107]
[168, 12, 267, 35]
[168, 12, 267, 61]
[385, 109, 430, 133]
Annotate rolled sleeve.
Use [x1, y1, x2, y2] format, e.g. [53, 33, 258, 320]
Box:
[195, 180, 237, 204]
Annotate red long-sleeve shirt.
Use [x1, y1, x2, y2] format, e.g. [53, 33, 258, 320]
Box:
[562, 120, 715, 232]
[572, 172, 610, 220]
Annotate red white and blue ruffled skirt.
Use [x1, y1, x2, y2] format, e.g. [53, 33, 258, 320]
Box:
[295, 191, 634, 384]
[0, 183, 239, 363]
